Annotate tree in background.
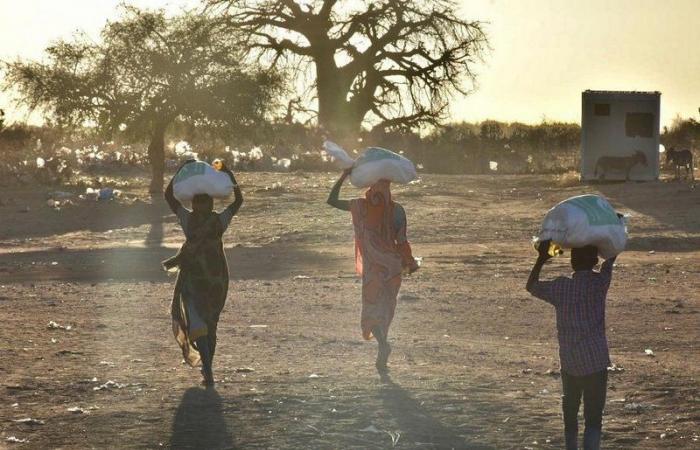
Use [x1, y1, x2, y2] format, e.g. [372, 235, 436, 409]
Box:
[208, 0, 487, 141]
[662, 115, 700, 151]
[3, 6, 281, 192]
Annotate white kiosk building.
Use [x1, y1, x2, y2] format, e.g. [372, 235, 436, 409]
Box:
[581, 90, 660, 181]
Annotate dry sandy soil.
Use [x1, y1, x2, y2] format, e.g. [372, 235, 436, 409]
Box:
[0, 171, 698, 449]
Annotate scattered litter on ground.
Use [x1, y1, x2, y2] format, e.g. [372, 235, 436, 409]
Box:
[249, 324, 268, 328]
[644, 349, 655, 357]
[387, 430, 401, 446]
[47, 321, 72, 331]
[5, 436, 28, 443]
[236, 367, 255, 373]
[67, 406, 87, 414]
[293, 275, 310, 280]
[308, 373, 321, 379]
[274, 159, 291, 172]
[56, 350, 83, 356]
[93, 380, 127, 391]
[608, 363, 625, 373]
[13, 418, 45, 426]
[624, 402, 655, 413]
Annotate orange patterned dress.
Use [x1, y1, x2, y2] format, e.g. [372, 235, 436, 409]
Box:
[350, 181, 419, 340]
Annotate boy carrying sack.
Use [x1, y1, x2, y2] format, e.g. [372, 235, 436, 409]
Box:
[526, 241, 616, 450]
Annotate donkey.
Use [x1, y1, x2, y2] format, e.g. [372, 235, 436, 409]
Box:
[594, 150, 648, 180]
[666, 147, 694, 181]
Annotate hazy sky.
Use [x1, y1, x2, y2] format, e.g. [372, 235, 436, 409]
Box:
[1, 0, 698, 126]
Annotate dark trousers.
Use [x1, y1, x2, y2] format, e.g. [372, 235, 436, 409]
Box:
[561, 370, 608, 450]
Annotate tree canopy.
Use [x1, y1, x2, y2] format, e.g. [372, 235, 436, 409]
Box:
[3, 6, 281, 191]
[208, 0, 488, 140]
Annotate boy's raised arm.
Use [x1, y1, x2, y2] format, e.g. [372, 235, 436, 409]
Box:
[526, 240, 556, 304]
[598, 255, 617, 291]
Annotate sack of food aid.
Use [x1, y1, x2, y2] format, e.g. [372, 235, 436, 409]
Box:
[322, 140, 355, 169]
[536, 194, 627, 259]
[322, 141, 417, 188]
[172, 161, 233, 202]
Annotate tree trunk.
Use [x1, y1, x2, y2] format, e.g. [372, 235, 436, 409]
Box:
[147, 122, 168, 194]
[315, 54, 361, 146]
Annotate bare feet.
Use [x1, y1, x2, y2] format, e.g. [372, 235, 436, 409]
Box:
[376, 341, 392, 373]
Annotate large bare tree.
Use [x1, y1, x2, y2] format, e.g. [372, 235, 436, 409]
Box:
[208, 0, 487, 139]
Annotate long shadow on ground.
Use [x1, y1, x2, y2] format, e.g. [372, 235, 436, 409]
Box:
[0, 244, 345, 283]
[170, 387, 234, 450]
[378, 373, 494, 449]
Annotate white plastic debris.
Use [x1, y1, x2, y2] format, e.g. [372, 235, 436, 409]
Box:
[93, 380, 127, 391]
[644, 349, 655, 356]
[67, 406, 87, 414]
[13, 418, 45, 425]
[47, 321, 72, 331]
[248, 147, 264, 160]
[274, 158, 292, 172]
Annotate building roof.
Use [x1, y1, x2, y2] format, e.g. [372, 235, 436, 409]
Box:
[583, 89, 660, 95]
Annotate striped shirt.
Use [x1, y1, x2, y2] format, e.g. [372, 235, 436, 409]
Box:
[529, 259, 615, 376]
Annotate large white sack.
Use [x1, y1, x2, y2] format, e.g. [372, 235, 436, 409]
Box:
[351, 147, 417, 187]
[322, 141, 417, 187]
[173, 161, 233, 202]
[537, 194, 627, 259]
[323, 140, 354, 169]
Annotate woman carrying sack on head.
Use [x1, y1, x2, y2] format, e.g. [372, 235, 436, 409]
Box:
[163, 159, 243, 386]
[327, 168, 419, 373]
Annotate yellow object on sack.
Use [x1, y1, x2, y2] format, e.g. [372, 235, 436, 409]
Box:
[547, 242, 563, 257]
[532, 239, 564, 257]
[212, 159, 223, 171]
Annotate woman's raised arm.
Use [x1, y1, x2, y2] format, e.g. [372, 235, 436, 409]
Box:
[327, 169, 352, 211]
[222, 167, 243, 217]
[164, 176, 182, 214]
[164, 159, 196, 214]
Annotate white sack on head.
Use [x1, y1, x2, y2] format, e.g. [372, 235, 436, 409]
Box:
[322, 140, 354, 169]
[536, 194, 627, 259]
[322, 141, 417, 187]
[172, 160, 233, 202]
[350, 147, 417, 188]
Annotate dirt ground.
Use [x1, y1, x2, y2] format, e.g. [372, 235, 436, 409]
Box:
[0, 171, 698, 449]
